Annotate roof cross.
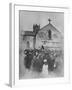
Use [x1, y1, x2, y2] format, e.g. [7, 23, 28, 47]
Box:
[48, 18, 51, 23]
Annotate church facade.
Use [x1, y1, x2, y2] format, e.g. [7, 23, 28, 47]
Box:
[23, 19, 63, 51]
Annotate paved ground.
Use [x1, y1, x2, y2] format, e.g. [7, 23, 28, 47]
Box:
[20, 63, 64, 79]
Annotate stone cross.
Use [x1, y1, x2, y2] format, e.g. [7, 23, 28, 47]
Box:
[48, 18, 51, 23]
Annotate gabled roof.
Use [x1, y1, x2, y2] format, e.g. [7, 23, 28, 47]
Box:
[40, 23, 61, 33]
[24, 20, 61, 37]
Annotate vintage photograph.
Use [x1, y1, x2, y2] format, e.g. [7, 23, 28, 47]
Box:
[19, 10, 64, 79]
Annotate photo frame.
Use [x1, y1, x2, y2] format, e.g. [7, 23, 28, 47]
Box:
[9, 3, 70, 87]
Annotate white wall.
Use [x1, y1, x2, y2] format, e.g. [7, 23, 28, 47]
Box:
[0, 0, 72, 89]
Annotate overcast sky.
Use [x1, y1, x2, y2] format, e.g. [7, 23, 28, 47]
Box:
[19, 10, 64, 33]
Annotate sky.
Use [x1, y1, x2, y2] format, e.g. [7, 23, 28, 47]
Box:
[19, 10, 64, 33]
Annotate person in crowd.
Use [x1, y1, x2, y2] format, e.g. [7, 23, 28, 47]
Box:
[24, 49, 33, 69]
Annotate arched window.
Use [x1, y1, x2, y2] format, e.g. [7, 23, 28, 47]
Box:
[26, 41, 30, 49]
[48, 29, 52, 40]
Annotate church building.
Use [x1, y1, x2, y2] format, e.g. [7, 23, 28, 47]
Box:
[23, 19, 63, 51]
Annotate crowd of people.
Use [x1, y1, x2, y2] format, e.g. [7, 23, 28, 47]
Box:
[24, 46, 63, 73]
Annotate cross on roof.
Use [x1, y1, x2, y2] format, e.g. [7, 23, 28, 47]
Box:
[48, 18, 51, 23]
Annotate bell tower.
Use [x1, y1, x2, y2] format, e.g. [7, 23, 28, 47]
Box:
[33, 24, 40, 49]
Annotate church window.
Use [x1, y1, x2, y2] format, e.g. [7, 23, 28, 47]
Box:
[48, 29, 52, 40]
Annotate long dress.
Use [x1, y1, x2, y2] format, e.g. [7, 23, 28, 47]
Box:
[42, 64, 48, 77]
